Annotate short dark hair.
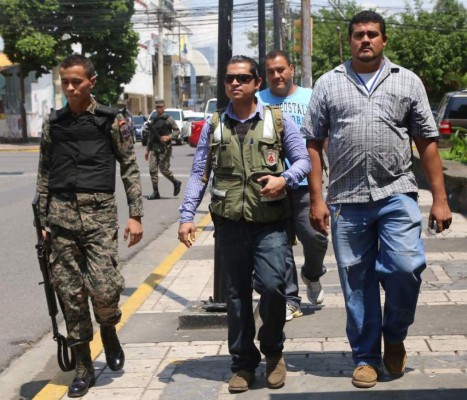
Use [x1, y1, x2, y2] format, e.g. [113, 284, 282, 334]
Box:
[60, 54, 96, 79]
[348, 10, 386, 37]
[265, 50, 292, 66]
[225, 55, 260, 82]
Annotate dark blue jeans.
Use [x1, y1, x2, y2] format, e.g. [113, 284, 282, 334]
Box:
[215, 217, 288, 372]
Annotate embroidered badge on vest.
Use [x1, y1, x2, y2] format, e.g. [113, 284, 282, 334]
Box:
[266, 149, 277, 166]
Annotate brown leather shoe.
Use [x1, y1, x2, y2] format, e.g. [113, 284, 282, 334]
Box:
[266, 355, 286, 389]
[352, 365, 378, 388]
[228, 370, 255, 393]
[384, 341, 407, 376]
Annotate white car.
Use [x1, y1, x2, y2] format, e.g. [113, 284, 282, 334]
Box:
[164, 108, 190, 145]
[146, 108, 190, 145]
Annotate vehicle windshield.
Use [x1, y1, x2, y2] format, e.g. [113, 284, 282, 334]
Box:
[165, 110, 182, 121]
[448, 97, 467, 119]
[133, 116, 146, 125]
[206, 100, 217, 114]
[186, 116, 205, 122]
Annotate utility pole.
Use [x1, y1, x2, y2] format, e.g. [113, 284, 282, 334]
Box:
[301, 0, 312, 87]
[217, 0, 233, 109]
[258, 0, 266, 89]
[178, 23, 183, 108]
[273, 0, 283, 50]
[329, 0, 346, 65]
[157, 0, 164, 101]
[336, 26, 343, 64]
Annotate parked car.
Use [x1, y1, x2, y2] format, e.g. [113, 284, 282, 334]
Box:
[188, 119, 207, 148]
[141, 121, 149, 146]
[204, 98, 217, 119]
[184, 111, 205, 142]
[142, 109, 189, 146]
[132, 115, 146, 141]
[164, 108, 190, 145]
[434, 89, 467, 138]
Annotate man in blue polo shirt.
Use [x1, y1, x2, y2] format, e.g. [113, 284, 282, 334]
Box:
[257, 50, 328, 321]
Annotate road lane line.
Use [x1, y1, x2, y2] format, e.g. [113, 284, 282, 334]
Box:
[33, 212, 212, 400]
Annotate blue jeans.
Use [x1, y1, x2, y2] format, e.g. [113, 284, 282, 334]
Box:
[329, 194, 426, 366]
[214, 217, 288, 372]
[286, 187, 329, 307]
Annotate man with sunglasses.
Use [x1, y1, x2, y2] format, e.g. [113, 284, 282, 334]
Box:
[258, 50, 329, 322]
[178, 55, 310, 393]
[144, 99, 182, 200]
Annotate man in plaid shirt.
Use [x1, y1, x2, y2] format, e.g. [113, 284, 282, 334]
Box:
[302, 10, 452, 389]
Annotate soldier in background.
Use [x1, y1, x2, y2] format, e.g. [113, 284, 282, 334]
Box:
[144, 99, 182, 199]
[36, 54, 143, 397]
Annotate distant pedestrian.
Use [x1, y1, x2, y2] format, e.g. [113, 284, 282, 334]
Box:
[257, 50, 328, 322]
[145, 99, 182, 199]
[178, 55, 310, 392]
[303, 10, 452, 389]
[36, 54, 144, 397]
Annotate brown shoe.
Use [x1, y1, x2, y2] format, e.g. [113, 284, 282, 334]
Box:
[228, 370, 255, 393]
[352, 365, 378, 388]
[384, 341, 407, 376]
[266, 355, 286, 389]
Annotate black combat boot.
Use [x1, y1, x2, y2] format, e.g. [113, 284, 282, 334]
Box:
[68, 343, 95, 398]
[101, 325, 125, 371]
[173, 180, 182, 196]
[146, 189, 160, 200]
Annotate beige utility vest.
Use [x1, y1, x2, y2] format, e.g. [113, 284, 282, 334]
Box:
[209, 107, 290, 223]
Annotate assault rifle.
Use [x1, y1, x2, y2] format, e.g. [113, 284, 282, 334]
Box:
[32, 193, 75, 372]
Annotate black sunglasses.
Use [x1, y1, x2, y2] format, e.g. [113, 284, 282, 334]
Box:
[224, 74, 255, 84]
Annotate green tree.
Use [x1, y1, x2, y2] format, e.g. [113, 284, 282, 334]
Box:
[386, 0, 467, 103]
[0, 0, 138, 137]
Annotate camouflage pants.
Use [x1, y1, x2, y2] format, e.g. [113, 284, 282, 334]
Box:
[48, 195, 124, 347]
[149, 144, 175, 190]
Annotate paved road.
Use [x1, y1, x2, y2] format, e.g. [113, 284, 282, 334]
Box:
[0, 142, 195, 373]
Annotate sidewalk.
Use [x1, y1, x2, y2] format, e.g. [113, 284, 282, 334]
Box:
[32, 189, 467, 400]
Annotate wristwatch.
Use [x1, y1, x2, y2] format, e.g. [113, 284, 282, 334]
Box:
[282, 174, 293, 188]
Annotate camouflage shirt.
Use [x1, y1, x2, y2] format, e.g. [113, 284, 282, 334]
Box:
[36, 98, 143, 228]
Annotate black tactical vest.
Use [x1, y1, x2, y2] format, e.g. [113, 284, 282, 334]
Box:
[48, 105, 117, 193]
[151, 114, 172, 136]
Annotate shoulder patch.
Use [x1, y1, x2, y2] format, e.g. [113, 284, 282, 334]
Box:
[115, 113, 132, 139]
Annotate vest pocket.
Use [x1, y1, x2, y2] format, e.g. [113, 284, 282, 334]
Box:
[210, 176, 243, 220]
[250, 137, 280, 171]
[211, 142, 234, 169]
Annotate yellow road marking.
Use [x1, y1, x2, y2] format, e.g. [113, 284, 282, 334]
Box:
[33, 212, 212, 400]
[0, 148, 39, 152]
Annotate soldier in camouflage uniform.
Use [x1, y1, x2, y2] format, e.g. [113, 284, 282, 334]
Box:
[144, 99, 182, 199]
[35, 54, 143, 398]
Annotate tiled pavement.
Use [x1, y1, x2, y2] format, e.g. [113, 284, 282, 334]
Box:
[34, 189, 467, 399]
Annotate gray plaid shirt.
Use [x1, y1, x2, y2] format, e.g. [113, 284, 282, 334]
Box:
[302, 56, 438, 204]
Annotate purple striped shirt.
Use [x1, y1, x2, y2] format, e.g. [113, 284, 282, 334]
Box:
[179, 101, 311, 223]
